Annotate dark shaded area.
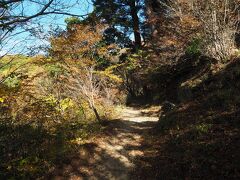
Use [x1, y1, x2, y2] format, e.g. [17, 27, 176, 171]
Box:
[0, 122, 54, 179]
[126, 54, 213, 104]
[132, 58, 240, 179]
[0, 120, 102, 179]
[134, 110, 240, 179]
[236, 33, 240, 48]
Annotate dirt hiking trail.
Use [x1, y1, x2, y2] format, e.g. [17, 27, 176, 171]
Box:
[49, 106, 159, 180]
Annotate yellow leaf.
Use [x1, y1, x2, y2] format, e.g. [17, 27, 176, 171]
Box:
[0, 97, 5, 103]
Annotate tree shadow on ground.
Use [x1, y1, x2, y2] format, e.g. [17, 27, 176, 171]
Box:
[0, 104, 159, 180]
[133, 105, 240, 179]
[46, 118, 158, 180]
[0, 120, 102, 179]
[0, 122, 55, 179]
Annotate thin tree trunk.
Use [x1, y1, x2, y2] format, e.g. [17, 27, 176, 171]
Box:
[129, 0, 142, 48]
[92, 105, 102, 122]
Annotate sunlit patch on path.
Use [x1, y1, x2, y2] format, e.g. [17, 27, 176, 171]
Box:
[48, 107, 159, 180]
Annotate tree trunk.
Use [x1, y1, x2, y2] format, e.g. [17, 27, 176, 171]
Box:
[92, 106, 102, 122]
[129, 0, 142, 48]
[143, 85, 151, 99]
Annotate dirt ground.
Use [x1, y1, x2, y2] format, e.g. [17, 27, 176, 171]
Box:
[48, 107, 159, 180]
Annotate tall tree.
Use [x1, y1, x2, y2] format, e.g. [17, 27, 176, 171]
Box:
[129, 0, 142, 47]
[92, 0, 147, 48]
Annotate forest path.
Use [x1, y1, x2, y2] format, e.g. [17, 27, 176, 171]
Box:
[50, 106, 159, 180]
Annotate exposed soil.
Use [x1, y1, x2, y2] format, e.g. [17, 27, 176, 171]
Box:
[47, 107, 159, 180]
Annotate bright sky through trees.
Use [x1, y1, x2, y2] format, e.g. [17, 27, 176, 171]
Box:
[0, 0, 93, 55]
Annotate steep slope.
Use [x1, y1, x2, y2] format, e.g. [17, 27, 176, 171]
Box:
[133, 58, 240, 179]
